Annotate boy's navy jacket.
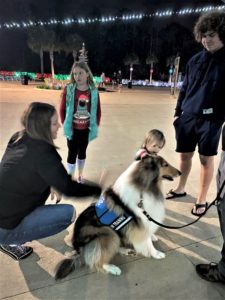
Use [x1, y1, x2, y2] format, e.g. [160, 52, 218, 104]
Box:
[175, 47, 225, 122]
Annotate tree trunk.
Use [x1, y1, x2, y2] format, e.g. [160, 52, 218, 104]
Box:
[72, 50, 77, 63]
[150, 62, 153, 85]
[50, 50, 54, 79]
[40, 49, 44, 75]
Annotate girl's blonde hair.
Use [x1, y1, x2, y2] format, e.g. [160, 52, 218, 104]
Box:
[142, 129, 166, 148]
[70, 61, 96, 89]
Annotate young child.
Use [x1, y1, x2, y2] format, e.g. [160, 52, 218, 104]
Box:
[59, 61, 101, 183]
[135, 129, 166, 160]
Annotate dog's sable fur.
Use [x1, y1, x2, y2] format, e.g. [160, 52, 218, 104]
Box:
[55, 155, 181, 279]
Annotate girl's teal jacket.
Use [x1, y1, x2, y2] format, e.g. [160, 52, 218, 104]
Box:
[63, 83, 99, 141]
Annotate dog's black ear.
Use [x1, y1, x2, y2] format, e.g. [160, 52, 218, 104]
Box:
[145, 157, 160, 184]
[140, 152, 149, 161]
[142, 155, 159, 173]
[141, 154, 154, 161]
[133, 155, 159, 187]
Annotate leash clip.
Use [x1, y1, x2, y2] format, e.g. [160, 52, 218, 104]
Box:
[138, 192, 144, 208]
[138, 200, 143, 208]
[214, 197, 222, 206]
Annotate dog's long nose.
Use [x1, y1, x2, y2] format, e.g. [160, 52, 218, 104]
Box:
[178, 171, 182, 176]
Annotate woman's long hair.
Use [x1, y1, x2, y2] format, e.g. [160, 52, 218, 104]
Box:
[69, 61, 96, 89]
[21, 102, 57, 147]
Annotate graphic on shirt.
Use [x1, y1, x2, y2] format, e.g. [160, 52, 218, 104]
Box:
[73, 95, 90, 129]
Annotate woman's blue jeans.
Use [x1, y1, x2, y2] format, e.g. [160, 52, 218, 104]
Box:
[0, 204, 75, 245]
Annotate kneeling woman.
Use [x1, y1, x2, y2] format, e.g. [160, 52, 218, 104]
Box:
[0, 102, 101, 260]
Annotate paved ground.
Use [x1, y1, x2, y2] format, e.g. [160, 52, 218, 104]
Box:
[0, 81, 225, 299]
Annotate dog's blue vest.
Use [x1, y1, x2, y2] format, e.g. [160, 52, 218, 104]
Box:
[95, 195, 133, 231]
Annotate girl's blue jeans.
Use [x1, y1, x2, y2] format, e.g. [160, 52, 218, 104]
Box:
[0, 204, 75, 245]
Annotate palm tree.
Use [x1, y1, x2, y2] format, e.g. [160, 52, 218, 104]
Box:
[63, 33, 83, 63]
[42, 30, 60, 79]
[27, 28, 61, 78]
[123, 52, 139, 81]
[27, 28, 47, 75]
[146, 54, 158, 84]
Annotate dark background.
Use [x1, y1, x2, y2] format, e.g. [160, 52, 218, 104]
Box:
[0, 0, 223, 79]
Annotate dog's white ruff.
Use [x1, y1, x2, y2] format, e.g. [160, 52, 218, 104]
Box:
[114, 161, 165, 259]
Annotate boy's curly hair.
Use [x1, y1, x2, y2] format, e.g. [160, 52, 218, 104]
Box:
[194, 11, 225, 44]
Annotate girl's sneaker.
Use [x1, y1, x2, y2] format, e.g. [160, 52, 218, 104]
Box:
[0, 244, 33, 260]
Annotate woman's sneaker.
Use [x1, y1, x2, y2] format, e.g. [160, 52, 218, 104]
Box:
[0, 245, 33, 260]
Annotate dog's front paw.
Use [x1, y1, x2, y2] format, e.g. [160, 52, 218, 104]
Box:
[151, 250, 165, 259]
[103, 264, 122, 275]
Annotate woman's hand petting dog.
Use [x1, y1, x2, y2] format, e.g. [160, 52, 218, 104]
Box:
[50, 187, 62, 203]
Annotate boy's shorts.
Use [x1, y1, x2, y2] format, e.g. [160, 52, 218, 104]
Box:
[174, 113, 223, 156]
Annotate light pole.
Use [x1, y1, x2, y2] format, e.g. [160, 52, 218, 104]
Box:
[150, 62, 153, 85]
[168, 65, 173, 85]
[171, 56, 180, 96]
[130, 64, 133, 81]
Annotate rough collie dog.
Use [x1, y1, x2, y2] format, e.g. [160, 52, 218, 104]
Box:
[55, 155, 181, 279]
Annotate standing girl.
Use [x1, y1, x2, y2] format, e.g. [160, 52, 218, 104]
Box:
[60, 61, 101, 183]
[135, 129, 166, 160]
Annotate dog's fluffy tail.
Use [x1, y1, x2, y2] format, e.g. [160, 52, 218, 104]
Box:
[54, 254, 83, 280]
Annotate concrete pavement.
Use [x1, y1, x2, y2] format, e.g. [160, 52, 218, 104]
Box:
[0, 81, 225, 299]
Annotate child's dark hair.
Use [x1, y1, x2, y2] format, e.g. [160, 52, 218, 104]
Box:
[194, 11, 225, 44]
[142, 129, 166, 148]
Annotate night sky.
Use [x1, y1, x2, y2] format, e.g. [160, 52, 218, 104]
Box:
[0, 0, 222, 21]
[0, 0, 223, 74]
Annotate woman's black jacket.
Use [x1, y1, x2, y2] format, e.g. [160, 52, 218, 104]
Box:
[0, 132, 101, 229]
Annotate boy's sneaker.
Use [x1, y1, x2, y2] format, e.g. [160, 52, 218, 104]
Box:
[196, 263, 225, 283]
[0, 245, 33, 260]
